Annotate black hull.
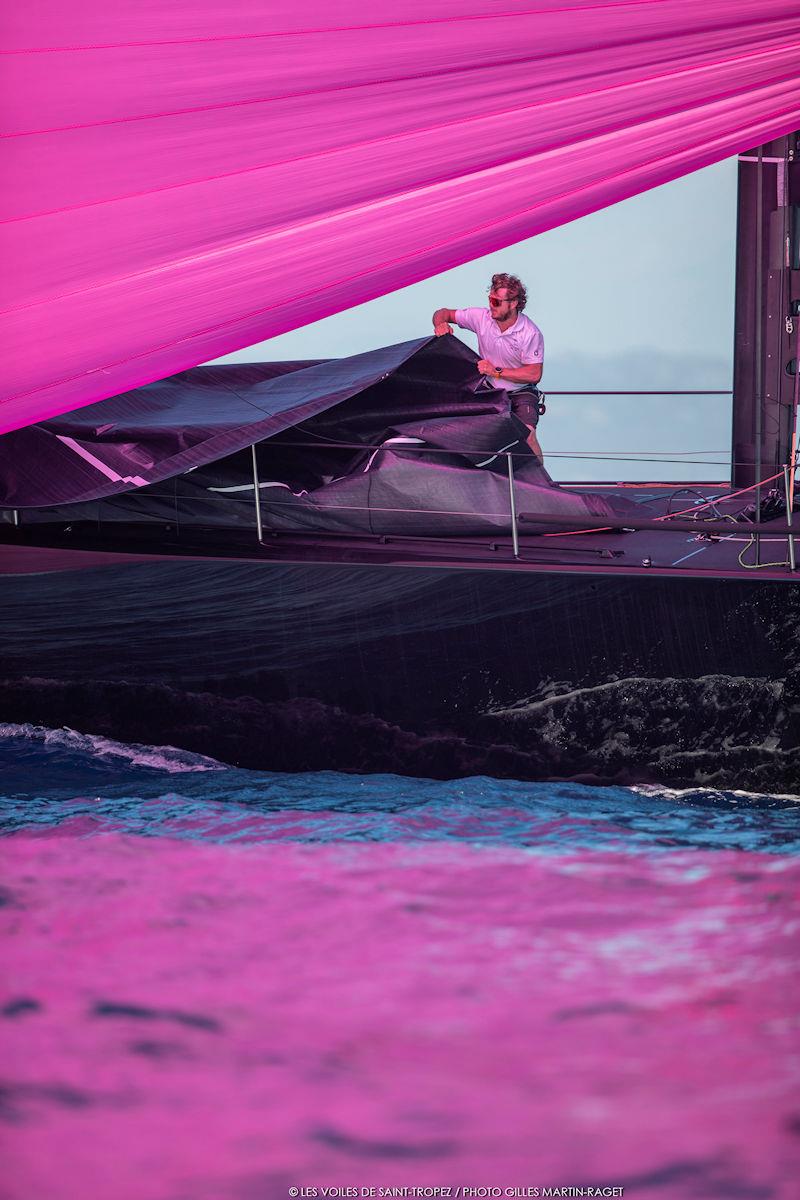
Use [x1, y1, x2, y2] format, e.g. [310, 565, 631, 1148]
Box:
[2, 547, 799, 792]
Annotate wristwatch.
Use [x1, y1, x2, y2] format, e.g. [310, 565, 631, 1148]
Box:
[495, 367, 503, 379]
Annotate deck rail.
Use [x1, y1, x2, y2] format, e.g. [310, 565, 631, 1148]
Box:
[3, 387, 796, 574]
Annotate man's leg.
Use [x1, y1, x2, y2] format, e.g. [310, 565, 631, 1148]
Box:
[510, 391, 544, 464]
[526, 424, 543, 463]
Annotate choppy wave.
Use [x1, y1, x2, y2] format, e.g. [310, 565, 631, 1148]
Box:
[632, 782, 800, 804]
[3, 671, 800, 792]
[0, 722, 225, 773]
[1, 724, 798, 855]
[2, 719, 799, 1199]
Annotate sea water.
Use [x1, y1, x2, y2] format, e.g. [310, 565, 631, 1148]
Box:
[1, 724, 799, 1200]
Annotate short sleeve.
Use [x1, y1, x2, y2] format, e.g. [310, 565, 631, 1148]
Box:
[520, 322, 544, 363]
[454, 308, 482, 334]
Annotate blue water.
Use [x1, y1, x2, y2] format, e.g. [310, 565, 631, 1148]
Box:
[4, 722, 800, 1200]
[2, 723, 798, 854]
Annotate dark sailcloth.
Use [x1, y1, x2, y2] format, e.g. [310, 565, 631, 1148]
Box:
[2, 336, 642, 536]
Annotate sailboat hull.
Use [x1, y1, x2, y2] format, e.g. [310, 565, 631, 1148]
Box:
[2, 546, 798, 791]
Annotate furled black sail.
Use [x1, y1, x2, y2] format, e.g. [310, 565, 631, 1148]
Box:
[2, 337, 641, 535]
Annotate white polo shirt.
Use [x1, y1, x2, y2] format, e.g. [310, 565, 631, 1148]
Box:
[454, 307, 544, 390]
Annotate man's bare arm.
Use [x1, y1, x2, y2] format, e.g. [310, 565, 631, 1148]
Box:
[477, 360, 543, 384]
[432, 307, 457, 335]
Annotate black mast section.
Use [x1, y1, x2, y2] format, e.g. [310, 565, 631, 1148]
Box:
[731, 131, 800, 489]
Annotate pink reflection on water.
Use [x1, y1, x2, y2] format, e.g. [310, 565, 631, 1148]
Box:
[1, 835, 799, 1199]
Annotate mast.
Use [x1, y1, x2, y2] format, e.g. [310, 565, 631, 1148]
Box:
[731, 132, 800, 490]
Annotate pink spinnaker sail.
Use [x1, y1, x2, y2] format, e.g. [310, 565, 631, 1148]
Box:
[2, 1, 799, 432]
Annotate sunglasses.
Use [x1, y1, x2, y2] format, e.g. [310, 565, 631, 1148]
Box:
[489, 293, 517, 308]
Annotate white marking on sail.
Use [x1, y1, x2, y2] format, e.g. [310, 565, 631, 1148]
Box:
[55, 435, 149, 487]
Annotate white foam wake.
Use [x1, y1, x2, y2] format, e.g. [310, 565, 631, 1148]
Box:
[632, 783, 800, 803]
[0, 723, 225, 773]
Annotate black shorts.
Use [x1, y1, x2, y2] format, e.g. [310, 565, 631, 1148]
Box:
[509, 387, 542, 428]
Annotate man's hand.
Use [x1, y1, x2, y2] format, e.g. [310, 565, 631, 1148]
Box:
[477, 359, 497, 375]
[432, 307, 456, 336]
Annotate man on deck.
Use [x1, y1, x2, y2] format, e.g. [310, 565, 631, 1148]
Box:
[432, 273, 545, 461]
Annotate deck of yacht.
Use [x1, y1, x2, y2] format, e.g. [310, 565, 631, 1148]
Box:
[2, 483, 797, 583]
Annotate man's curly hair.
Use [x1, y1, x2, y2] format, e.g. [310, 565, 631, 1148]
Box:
[490, 272, 528, 312]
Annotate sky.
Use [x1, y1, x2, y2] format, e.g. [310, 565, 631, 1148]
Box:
[212, 156, 739, 482]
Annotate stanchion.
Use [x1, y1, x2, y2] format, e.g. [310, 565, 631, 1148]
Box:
[785, 464, 796, 572]
[507, 452, 519, 560]
[251, 444, 263, 543]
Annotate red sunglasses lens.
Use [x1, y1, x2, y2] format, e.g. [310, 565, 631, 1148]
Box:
[489, 296, 501, 307]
